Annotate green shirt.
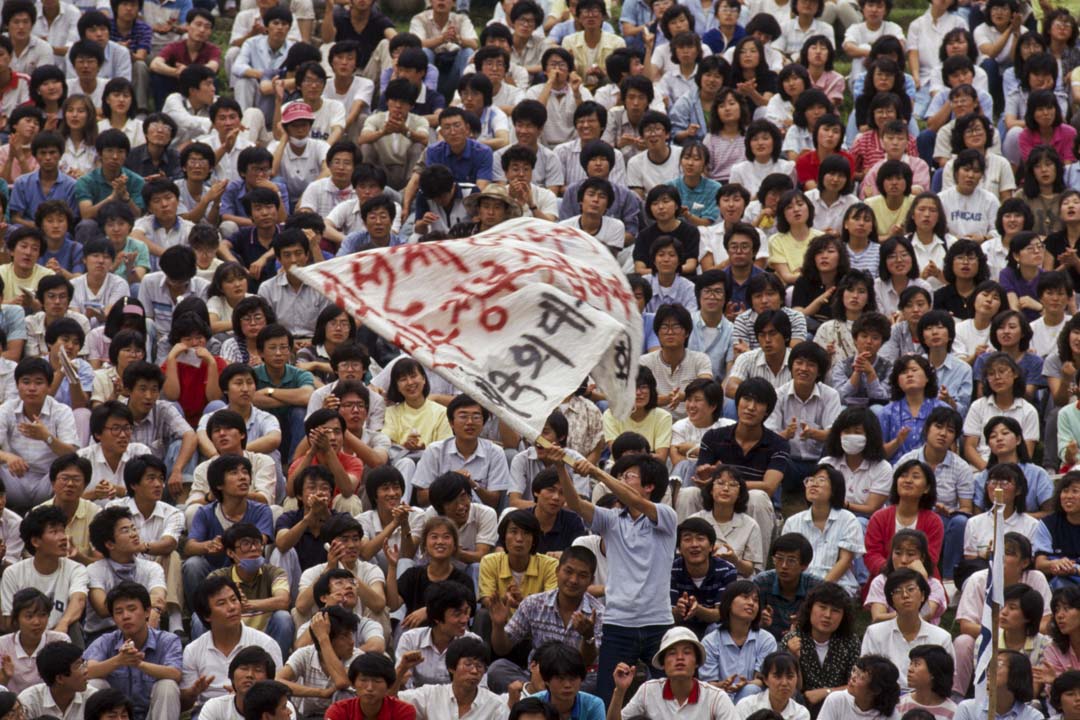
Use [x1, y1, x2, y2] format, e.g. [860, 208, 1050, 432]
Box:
[74, 167, 146, 210]
[112, 237, 151, 280]
[253, 363, 315, 428]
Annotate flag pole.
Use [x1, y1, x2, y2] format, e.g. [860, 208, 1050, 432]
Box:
[986, 487, 1003, 720]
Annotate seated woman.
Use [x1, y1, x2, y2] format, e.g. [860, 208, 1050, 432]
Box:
[161, 310, 227, 427]
[791, 234, 847, 333]
[601, 366, 672, 464]
[859, 567, 953, 690]
[877, 355, 946, 461]
[205, 261, 253, 336]
[815, 655, 901, 720]
[1000, 231, 1047, 322]
[385, 516, 476, 627]
[781, 582, 861, 715]
[963, 353, 1040, 471]
[687, 466, 764, 577]
[812, 270, 877, 365]
[954, 651, 1042, 720]
[970, 311, 1043, 400]
[701, 580, 777, 701]
[219, 296, 275, 367]
[0, 588, 70, 694]
[734, 650, 810, 720]
[1019, 145, 1065, 236]
[821, 408, 891, 521]
[780, 464, 864, 595]
[382, 358, 453, 454]
[874, 235, 931, 318]
[897, 646, 956, 718]
[478, 510, 558, 614]
[864, 459, 944, 579]
[296, 305, 357, 385]
[963, 463, 1052, 571]
[972, 416, 1054, 517]
[863, 529, 946, 624]
[932, 239, 988, 321]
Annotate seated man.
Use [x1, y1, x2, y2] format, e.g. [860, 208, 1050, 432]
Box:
[189, 409, 279, 525]
[479, 509, 558, 613]
[0, 227, 54, 311]
[230, 5, 294, 121]
[78, 401, 153, 505]
[276, 606, 358, 719]
[84, 582, 183, 720]
[73, 129, 145, 244]
[9, 131, 77, 230]
[295, 570, 385, 653]
[197, 647, 278, 720]
[36, 453, 99, 565]
[162, 65, 264, 149]
[554, 103, 628, 189]
[17, 641, 99, 719]
[125, 115, 182, 181]
[529, 643, 606, 718]
[275, 465, 351, 571]
[398, 637, 505, 712]
[122, 362, 198, 498]
[137, 245, 210, 363]
[25, 275, 91, 360]
[203, 523, 293, 659]
[325, 654, 414, 720]
[180, 574, 283, 715]
[85, 506, 166, 638]
[411, 394, 512, 508]
[148, 9, 221, 111]
[181, 455, 273, 615]
[256, 230, 331, 342]
[357, 79, 429, 192]
[76, 11, 132, 81]
[558, 140, 641, 245]
[670, 517, 738, 639]
[414, 471, 498, 568]
[397, 583, 483, 688]
[830, 311, 893, 408]
[294, 514, 387, 627]
[752, 533, 820, 640]
[196, 364, 283, 462]
[488, 546, 603, 693]
[0, 505, 87, 636]
[0, 359, 78, 512]
[527, 468, 588, 554]
[251, 324, 316, 461]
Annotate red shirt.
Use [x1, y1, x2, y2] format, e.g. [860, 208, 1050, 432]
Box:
[326, 696, 416, 720]
[162, 355, 228, 426]
[287, 451, 365, 496]
[794, 149, 854, 189]
[158, 38, 222, 67]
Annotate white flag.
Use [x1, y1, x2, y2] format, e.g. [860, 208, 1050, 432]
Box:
[973, 499, 1006, 702]
[292, 218, 642, 440]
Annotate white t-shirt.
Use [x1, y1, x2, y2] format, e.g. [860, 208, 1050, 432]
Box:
[962, 395, 1040, 457]
[843, 21, 905, 81]
[323, 76, 374, 116]
[310, 99, 347, 142]
[939, 187, 1000, 240]
[627, 147, 682, 193]
[1032, 315, 1070, 358]
[558, 215, 626, 251]
[0, 558, 88, 630]
[954, 318, 992, 358]
[271, 138, 329, 204]
[84, 558, 166, 633]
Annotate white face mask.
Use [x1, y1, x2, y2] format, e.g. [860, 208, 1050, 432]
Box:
[290, 136, 309, 151]
[841, 434, 867, 455]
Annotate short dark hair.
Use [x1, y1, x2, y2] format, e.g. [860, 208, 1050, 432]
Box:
[88, 505, 134, 557]
[796, 581, 853, 637]
[36, 641, 85, 686]
[537, 642, 587, 682]
[677, 517, 717, 547]
[889, 459, 937, 509]
[770, 533, 813, 565]
[206, 454, 253, 500]
[427, 580, 474, 625]
[718, 580, 762, 630]
[242, 681, 290, 720]
[230, 646, 276, 680]
[445, 636, 488, 673]
[348, 653, 396, 685]
[105, 581, 151, 615]
[123, 454, 166, 495]
[192, 574, 241, 624]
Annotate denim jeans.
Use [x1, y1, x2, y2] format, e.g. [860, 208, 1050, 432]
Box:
[939, 512, 969, 580]
[192, 609, 295, 659]
[595, 623, 670, 706]
[425, 47, 475, 103]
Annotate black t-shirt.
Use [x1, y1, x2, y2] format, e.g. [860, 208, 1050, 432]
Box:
[632, 221, 701, 277]
[274, 510, 350, 568]
[396, 566, 477, 614]
[791, 276, 833, 322]
[332, 9, 394, 68]
[933, 284, 977, 321]
[535, 508, 587, 554]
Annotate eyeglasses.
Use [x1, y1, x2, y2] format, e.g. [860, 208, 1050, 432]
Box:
[803, 476, 829, 486]
[657, 324, 685, 334]
[890, 584, 922, 597]
[241, 314, 267, 325]
[103, 424, 133, 436]
[988, 477, 1016, 486]
[714, 479, 740, 489]
[458, 659, 487, 672]
[236, 539, 263, 552]
[620, 471, 641, 482]
[701, 287, 724, 298]
[340, 401, 367, 410]
[773, 555, 802, 567]
[887, 253, 910, 261]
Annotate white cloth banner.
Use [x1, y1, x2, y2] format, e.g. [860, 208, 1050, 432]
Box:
[292, 218, 642, 440]
[974, 499, 1005, 704]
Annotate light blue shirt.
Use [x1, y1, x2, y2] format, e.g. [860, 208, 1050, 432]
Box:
[669, 91, 707, 143]
[55, 358, 95, 408]
[700, 628, 777, 686]
[954, 699, 1044, 720]
[671, 176, 721, 222]
[410, 437, 513, 499]
[689, 311, 734, 378]
[232, 36, 292, 80]
[931, 352, 974, 417]
[879, 397, 947, 462]
[973, 462, 1053, 512]
[925, 86, 993, 120]
[590, 503, 677, 627]
[645, 275, 698, 313]
[528, 691, 605, 720]
[102, 41, 133, 82]
[780, 507, 865, 594]
[336, 232, 405, 256]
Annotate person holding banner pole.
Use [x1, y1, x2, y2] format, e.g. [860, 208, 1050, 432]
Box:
[541, 443, 676, 706]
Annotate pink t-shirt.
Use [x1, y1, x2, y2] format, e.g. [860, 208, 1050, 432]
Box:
[955, 568, 1052, 625]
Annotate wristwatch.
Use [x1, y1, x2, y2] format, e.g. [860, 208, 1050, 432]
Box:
[266, 388, 276, 398]
[45, 435, 54, 446]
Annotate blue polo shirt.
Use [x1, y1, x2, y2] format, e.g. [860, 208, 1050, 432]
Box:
[190, 500, 274, 570]
[425, 139, 494, 186]
[39, 238, 85, 275]
[220, 178, 291, 220]
[529, 691, 605, 720]
[10, 170, 78, 222]
[84, 628, 183, 720]
[253, 363, 315, 431]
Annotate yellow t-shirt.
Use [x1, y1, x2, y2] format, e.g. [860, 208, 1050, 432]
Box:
[0, 263, 54, 303]
[767, 229, 824, 273]
[383, 399, 453, 446]
[601, 407, 673, 449]
[478, 552, 558, 610]
[866, 195, 915, 238]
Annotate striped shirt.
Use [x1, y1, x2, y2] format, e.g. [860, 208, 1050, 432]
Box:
[897, 447, 975, 513]
[698, 423, 790, 486]
[502, 587, 604, 662]
[732, 307, 808, 348]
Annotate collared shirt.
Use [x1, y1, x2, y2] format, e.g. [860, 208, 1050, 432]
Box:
[898, 447, 975, 513]
[728, 348, 792, 387]
[509, 446, 590, 501]
[701, 628, 778, 684]
[554, 138, 628, 188]
[85, 628, 182, 720]
[831, 353, 892, 408]
[76, 441, 153, 506]
[954, 699, 1043, 720]
[639, 349, 712, 420]
[161, 93, 212, 147]
[10, 38, 52, 76]
[126, 399, 192, 457]
[231, 35, 292, 81]
[298, 177, 355, 218]
[503, 586, 605, 663]
[34, 3, 80, 61]
[37, 497, 99, 558]
[860, 618, 954, 689]
[133, 215, 195, 270]
[138, 271, 209, 361]
[753, 571, 822, 639]
[736, 691, 811, 720]
[781, 508, 865, 594]
[396, 627, 486, 688]
[74, 167, 146, 211]
[699, 423, 790, 487]
[411, 436, 513, 496]
[962, 395, 1040, 459]
[398, 683, 508, 720]
[479, 552, 558, 607]
[644, 275, 698, 315]
[256, 272, 329, 338]
[24, 310, 91, 358]
[17, 685, 98, 720]
[879, 397, 947, 461]
[0, 396, 77, 503]
[731, 308, 807, 350]
[493, 143, 565, 186]
[0, 630, 70, 694]
[336, 231, 405, 256]
[558, 178, 642, 236]
[193, 449, 278, 507]
[109, 18, 152, 53]
[822, 456, 893, 513]
[670, 555, 738, 638]
[39, 239, 85, 278]
[9, 170, 77, 222]
[689, 313, 734, 379]
[425, 139, 494, 187]
[590, 503, 677, 627]
[106, 496, 184, 559]
[765, 381, 842, 460]
[623, 678, 736, 720]
[929, 353, 974, 416]
[181, 625, 283, 711]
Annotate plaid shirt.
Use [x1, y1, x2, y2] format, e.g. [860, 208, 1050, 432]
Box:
[503, 588, 605, 663]
[110, 18, 153, 54]
[669, 555, 739, 639]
